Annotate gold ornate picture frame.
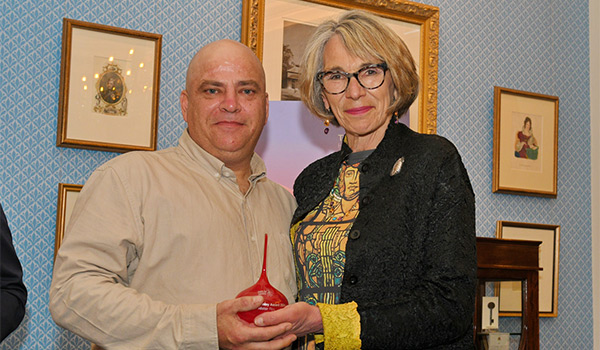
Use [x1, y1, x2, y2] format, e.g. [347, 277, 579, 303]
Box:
[57, 18, 162, 153]
[55, 183, 83, 260]
[242, 0, 439, 134]
[492, 86, 559, 197]
[496, 220, 560, 317]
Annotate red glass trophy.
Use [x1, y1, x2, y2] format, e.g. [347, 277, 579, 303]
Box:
[236, 234, 288, 323]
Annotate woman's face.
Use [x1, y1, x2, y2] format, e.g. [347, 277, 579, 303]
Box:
[321, 35, 395, 151]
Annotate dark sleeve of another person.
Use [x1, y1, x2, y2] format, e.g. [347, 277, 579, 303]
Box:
[0, 204, 27, 341]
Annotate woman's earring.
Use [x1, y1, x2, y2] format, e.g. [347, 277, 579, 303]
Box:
[324, 119, 330, 134]
[393, 110, 400, 124]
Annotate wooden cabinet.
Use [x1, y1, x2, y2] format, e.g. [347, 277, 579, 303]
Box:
[474, 237, 541, 350]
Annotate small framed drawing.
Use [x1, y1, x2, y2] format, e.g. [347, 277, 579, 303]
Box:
[241, 0, 440, 134]
[492, 86, 559, 197]
[496, 220, 560, 317]
[55, 183, 83, 260]
[57, 18, 162, 153]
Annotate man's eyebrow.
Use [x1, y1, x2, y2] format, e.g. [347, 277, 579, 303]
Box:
[198, 80, 225, 90]
[237, 80, 261, 89]
[196, 80, 261, 90]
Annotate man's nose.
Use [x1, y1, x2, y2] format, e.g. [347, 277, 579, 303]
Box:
[220, 90, 241, 113]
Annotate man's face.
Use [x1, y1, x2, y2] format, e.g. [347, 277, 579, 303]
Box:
[180, 42, 269, 167]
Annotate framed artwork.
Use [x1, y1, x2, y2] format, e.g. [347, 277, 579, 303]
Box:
[55, 183, 83, 260]
[496, 221, 560, 317]
[57, 18, 162, 153]
[492, 86, 559, 197]
[241, 0, 439, 134]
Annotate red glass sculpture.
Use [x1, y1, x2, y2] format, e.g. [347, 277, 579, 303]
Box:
[236, 234, 288, 323]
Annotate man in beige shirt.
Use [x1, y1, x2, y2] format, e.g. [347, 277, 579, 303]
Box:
[49, 39, 298, 350]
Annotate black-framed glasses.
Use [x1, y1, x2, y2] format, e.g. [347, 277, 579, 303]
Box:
[316, 63, 388, 95]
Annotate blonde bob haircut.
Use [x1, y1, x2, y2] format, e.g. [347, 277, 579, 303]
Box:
[299, 10, 419, 125]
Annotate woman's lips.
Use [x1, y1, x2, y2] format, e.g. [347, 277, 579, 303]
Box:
[345, 106, 373, 115]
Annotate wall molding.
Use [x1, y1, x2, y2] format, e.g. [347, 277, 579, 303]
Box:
[591, 0, 599, 348]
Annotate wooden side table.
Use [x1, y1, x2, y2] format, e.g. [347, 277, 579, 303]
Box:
[474, 237, 541, 350]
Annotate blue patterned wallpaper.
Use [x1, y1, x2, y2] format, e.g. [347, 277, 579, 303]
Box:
[0, 0, 592, 349]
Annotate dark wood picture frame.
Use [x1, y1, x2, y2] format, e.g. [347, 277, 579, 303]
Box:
[55, 183, 83, 260]
[57, 18, 162, 153]
[496, 220, 560, 317]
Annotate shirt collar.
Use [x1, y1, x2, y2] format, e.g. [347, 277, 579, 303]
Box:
[178, 129, 266, 183]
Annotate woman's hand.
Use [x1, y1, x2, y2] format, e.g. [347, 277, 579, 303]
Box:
[254, 302, 324, 338]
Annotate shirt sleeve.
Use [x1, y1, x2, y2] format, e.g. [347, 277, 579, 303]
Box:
[0, 204, 27, 341]
[49, 165, 219, 349]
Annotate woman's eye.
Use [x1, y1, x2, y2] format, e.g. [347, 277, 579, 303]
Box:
[327, 73, 344, 81]
[363, 68, 379, 76]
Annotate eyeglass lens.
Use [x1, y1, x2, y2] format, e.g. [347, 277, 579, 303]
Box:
[320, 65, 386, 94]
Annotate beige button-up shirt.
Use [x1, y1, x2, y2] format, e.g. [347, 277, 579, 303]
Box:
[50, 130, 297, 349]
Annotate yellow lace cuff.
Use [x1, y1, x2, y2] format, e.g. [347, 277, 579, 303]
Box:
[316, 302, 362, 350]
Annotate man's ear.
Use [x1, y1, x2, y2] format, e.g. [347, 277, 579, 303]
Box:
[180, 90, 189, 122]
[264, 92, 269, 125]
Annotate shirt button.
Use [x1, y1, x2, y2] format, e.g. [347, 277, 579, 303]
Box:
[361, 196, 370, 206]
[349, 275, 358, 285]
[360, 163, 369, 173]
[349, 230, 360, 240]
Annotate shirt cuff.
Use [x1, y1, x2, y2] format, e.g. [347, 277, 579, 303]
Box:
[184, 303, 219, 349]
[316, 302, 361, 350]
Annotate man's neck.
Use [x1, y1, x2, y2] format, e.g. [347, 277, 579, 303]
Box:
[232, 168, 251, 194]
[226, 160, 252, 194]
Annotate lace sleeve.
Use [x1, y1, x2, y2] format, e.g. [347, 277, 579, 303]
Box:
[316, 302, 362, 350]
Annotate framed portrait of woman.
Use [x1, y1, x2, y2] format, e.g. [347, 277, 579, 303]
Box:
[492, 86, 559, 197]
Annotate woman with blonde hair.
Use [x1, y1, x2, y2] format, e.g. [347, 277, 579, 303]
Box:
[257, 10, 476, 349]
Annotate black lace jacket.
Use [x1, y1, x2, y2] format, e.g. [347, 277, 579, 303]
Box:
[292, 122, 476, 349]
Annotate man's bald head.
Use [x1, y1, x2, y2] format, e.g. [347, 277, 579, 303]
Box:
[185, 39, 265, 92]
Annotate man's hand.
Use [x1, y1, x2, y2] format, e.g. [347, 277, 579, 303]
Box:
[217, 296, 297, 350]
[254, 302, 323, 338]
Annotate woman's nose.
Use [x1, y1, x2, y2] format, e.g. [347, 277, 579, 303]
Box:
[345, 76, 366, 99]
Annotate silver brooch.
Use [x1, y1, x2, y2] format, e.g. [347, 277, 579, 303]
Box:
[390, 157, 405, 176]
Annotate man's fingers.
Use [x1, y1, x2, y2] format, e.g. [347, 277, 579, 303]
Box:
[260, 333, 297, 350]
[247, 322, 293, 342]
[239, 333, 297, 350]
[234, 295, 264, 312]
